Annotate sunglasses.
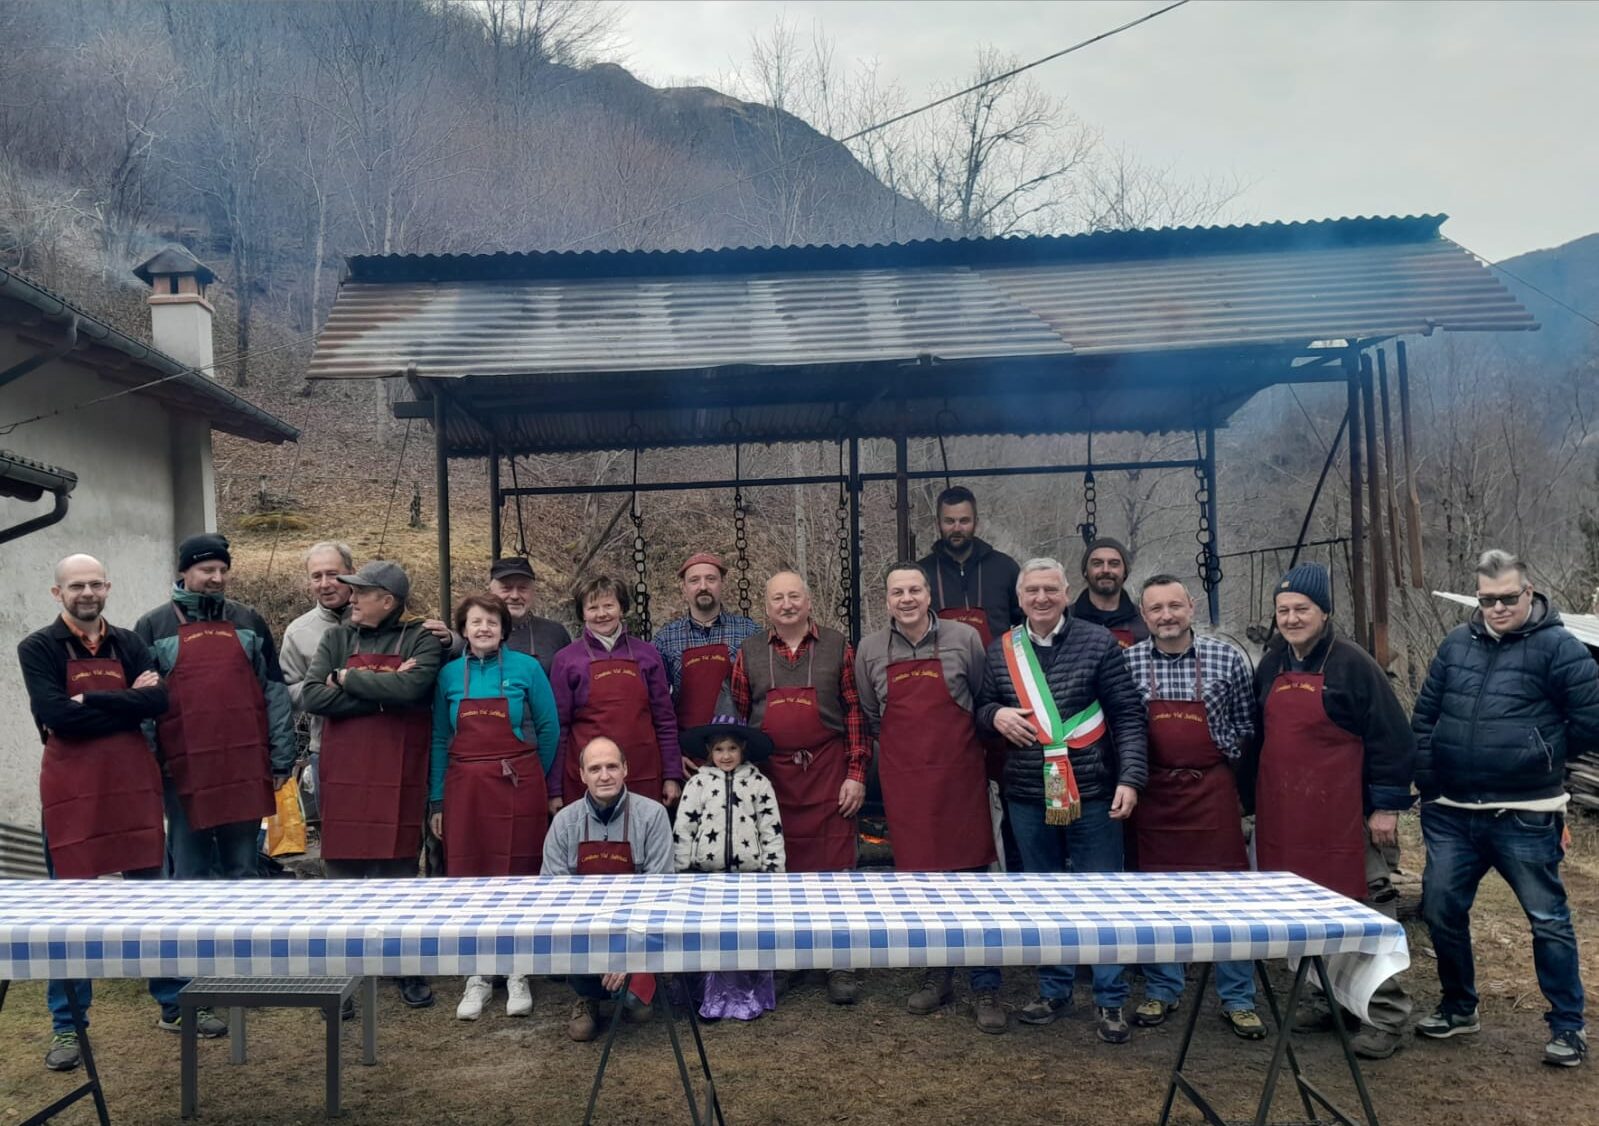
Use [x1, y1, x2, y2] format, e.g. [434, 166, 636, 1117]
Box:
[1475, 588, 1528, 609]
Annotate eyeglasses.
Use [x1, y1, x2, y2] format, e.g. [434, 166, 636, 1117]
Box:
[63, 582, 109, 595]
[1476, 588, 1528, 609]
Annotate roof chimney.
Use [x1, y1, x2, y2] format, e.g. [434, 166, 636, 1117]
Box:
[133, 246, 217, 376]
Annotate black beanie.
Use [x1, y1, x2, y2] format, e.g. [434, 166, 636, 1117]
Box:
[1080, 536, 1133, 576]
[178, 532, 231, 573]
[1275, 562, 1332, 614]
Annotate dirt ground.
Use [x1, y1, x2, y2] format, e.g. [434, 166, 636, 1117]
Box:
[3, 817, 1595, 1126]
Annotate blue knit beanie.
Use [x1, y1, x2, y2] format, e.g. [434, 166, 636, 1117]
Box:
[1275, 563, 1332, 614]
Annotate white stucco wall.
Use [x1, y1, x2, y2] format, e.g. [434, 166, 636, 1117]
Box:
[0, 340, 180, 829]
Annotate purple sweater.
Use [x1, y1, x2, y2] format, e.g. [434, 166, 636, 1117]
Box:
[549, 628, 683, 797]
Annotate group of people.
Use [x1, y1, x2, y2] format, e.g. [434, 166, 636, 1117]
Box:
[20, 485, 1596, 1075]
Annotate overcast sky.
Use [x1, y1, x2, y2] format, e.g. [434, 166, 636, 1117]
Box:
[615, 0, 1597, 262]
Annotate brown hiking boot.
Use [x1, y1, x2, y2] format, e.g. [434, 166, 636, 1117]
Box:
[973, 991, 1008, 1034]
[567, 999, 600, 1042]
[907, 970, 955, 1015]
[827, 969, 862, 1005]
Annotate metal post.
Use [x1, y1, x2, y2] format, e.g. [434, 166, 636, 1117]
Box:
[849, 436, 862, 644]
[433, 392, 453, 622]
[1376, 349, 1403, 588]
[1397, 341, 1426, 587]
[488, 431, 502, 561]
[1361, 353, 1390, 666]
[894, 409, 912, 560]
[1345, 357, 1368, 651]
[1203, 425, 1220, 627]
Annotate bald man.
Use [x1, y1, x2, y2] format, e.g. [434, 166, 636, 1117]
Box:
[18, 555, 223, 1070]
[731, 571, 869, 1004]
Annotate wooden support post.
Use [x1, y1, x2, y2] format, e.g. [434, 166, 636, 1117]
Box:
[1361, 353, 1390, 667]
[488, 431, 502, 562]
[1377, 349, 1404, 588]
[1397, 341, 1426, 587]
[1345, 357, 1368, 651]
[894, 402, 912, 560]
[433, 392, 452, 622]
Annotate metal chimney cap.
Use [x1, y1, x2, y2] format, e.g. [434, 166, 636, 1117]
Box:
[132, 246, 216, 287]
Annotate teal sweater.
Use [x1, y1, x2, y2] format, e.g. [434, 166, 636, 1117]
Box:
[429, 648, 560, 802]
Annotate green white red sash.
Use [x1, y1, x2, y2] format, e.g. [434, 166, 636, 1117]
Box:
[1001, 626, 1105, 825]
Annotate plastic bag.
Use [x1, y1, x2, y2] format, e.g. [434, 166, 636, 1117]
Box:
[266, 776, 307, 857]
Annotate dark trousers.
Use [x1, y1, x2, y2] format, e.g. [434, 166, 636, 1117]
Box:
[1421, 802, 1585, 1032]
[322, 857, 418, 880]
[163, 780, 259, 880]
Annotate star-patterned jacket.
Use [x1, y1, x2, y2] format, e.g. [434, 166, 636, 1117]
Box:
[672, 761, 786, 874]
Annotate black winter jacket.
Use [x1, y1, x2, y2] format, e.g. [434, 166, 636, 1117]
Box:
[975, 615, 1147, 804]
[17, 619, 168, 742]
[1412, 595, 1599, 804]
[919, 538, 1023, 644]
[1071, 590, 1149, 644]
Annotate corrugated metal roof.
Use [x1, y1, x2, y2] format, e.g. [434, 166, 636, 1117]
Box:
[0, 266, 297, 445]
[307, 216, 1536, 454]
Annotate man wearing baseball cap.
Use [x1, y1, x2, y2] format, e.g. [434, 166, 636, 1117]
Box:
[652, 552, 760, 749]
[423, 557, 571, 678]
[134, 532, 296, 882]
[302, 560, 442, 1008]
[1247, 562, 1415, 1058]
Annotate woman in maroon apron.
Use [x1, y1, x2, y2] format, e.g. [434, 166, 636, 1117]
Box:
[877, 631, 995, 872]
[39, 639, 166, 879]
[759, 644, 858, 873]
[1254, 649, 1368, 900]
[551, 577, 682, 808]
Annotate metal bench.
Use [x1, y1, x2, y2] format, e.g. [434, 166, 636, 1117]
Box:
[178, 975, 377, 1119]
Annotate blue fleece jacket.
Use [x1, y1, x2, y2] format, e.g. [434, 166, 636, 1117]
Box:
[429, 648, 559, 802]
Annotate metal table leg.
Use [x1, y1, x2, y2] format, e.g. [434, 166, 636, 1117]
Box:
[361, 976, 378, 1066]
[583, 975, 633, 1126]
[680, 993, 726, 1126]
[10, 978, 113, 1126]
[180, 997, 199, 1119]
[1254, 960, 1318, 1123]
[324, 998, 343, 1117]
[1158, 962, 1225, 1126]
[659, 988, 705, 1126]
[229, 1006, 246, 1065]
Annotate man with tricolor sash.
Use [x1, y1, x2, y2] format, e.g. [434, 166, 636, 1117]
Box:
[977, 556, 1147, 1044]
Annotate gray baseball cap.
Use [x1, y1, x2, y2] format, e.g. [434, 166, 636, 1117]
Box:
[338, 560, 410, 602]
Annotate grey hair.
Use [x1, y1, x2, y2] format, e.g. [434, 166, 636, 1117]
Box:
[1016, 557, 1069, 593]
[304, 541, 354, 571]
[1475, 549, 1529, 586]
[765, 569, 811, 596]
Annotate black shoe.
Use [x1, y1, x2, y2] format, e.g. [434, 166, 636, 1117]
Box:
[398, 977, 434, 1008]
[319, 998, 358, 1022]
[45, 1031, 81, 1071]
[1018, 996, 1070, 1025]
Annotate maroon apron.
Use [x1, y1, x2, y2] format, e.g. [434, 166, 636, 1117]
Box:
[1254, 660, 1368, 900]
[758, 645, 856, 872]
[934, 568, 1008, 783]
[576, 803, 656, 1004]
[443, 657, 547, 876]
[877, 634, 996, 871]
[564, 636, 664, 802]
[320, 642, 433, 862]
[676, 643, 732, 763]
[157, 606, 273, 831]
[39, 646, 165, 878]
[1108, 627, 1138, 649]
[1129, 650, 1247, 872]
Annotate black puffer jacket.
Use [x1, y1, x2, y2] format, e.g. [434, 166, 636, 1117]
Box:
[976, 615, 1147, 804]
[1413, 595, 1599, 804]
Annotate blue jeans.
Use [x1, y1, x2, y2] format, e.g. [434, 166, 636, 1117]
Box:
[163, 779, 260, 880]
[42, 838, 184, 1032]
[1143, 961, 1256, 1012]
[997, 798, 1128, 1007]
[1421, 802, 1585, 1032]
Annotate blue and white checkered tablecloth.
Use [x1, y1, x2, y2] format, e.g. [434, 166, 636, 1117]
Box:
[0, 871, 1407, 1017]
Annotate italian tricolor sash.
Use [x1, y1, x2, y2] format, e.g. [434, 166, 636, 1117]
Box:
[1001, 626, 1105, 825]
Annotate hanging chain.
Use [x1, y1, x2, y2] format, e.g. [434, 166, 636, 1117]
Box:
[1193, 462, 1222, 594]
[629, 446, 652, 639]
[1077, 471, 1098, 545]
[835, 440, 852, 627]
[733, 442, 752, 616]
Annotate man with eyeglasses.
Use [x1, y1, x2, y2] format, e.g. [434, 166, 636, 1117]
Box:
[1412, 549, 1599, 1068]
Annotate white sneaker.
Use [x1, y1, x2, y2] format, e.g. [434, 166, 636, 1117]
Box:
[456, 975, 492, 1021]
[506, 975, 533, 1017]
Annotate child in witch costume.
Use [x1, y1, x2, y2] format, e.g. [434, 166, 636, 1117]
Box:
[673, 712, 786, 1020]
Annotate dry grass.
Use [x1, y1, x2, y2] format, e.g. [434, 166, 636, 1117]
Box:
[4, 815, 1594, 1125]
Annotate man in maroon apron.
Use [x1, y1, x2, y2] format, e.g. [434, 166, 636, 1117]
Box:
[1124, 575, 1264, 1040]
[19, 553, 221, 1069]
[653, 552, 760, 765]
[134, 533, 296, 882]
[542, 737, 675, 1042]
[856, 561, 1003, 1030]
[302, 560, 442, 1009]
[1072, 537, 1148, 649]
[549, 576, 684, 810]
[731, 570, 870, 1005]
[1247, 563, 1415, 1059]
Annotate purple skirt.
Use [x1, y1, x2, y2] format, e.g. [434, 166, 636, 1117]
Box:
[679, 971, 776, 1021]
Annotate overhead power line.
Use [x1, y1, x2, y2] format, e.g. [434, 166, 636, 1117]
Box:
[1453, 239, 1599, 333]
[556, 0, 1194, 252]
